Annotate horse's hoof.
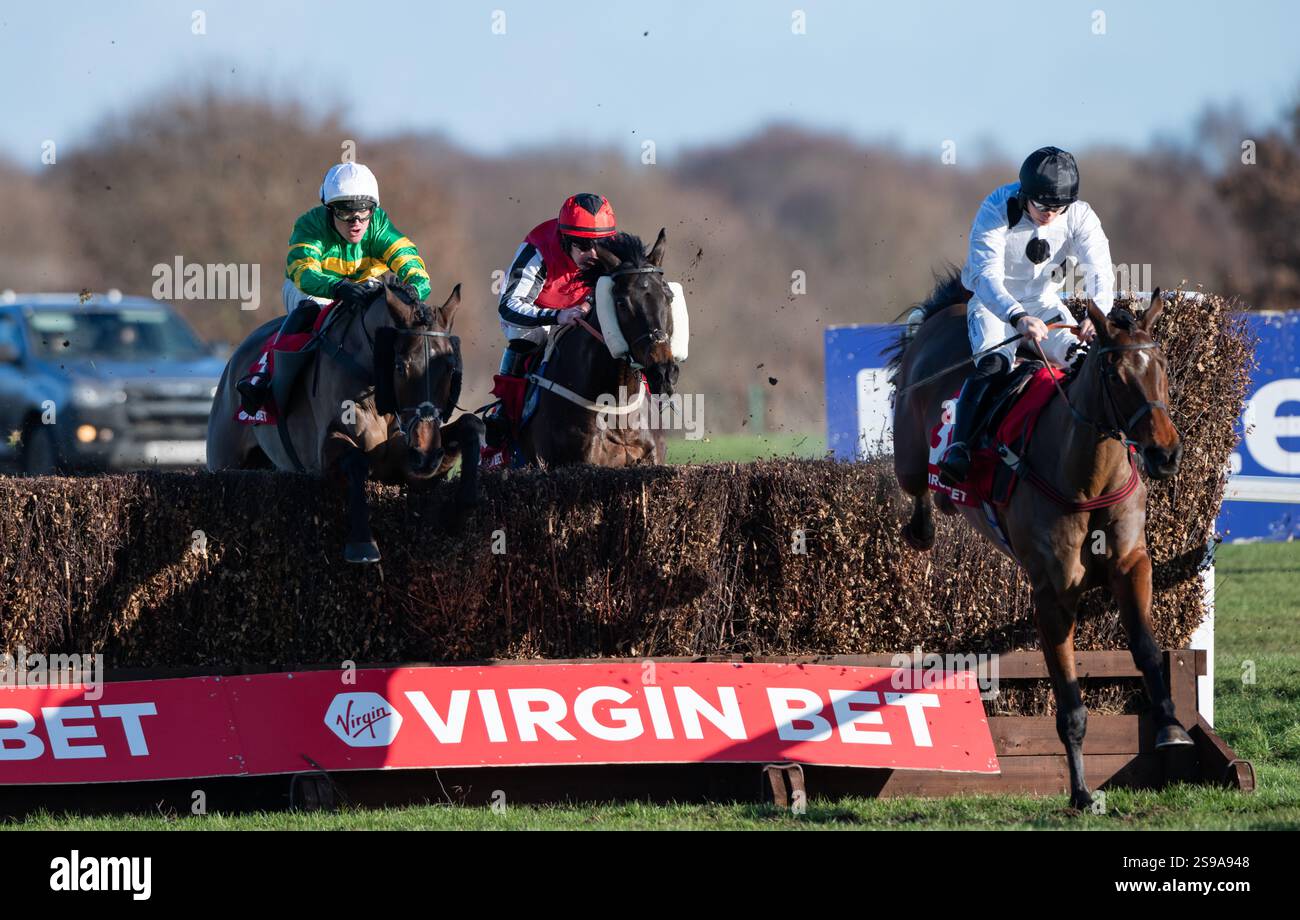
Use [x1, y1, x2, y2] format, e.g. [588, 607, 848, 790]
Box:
[344, 541, 381, 564]
[1069, 790, 1094, 811]
[901, 521, 934, 552]
[1155, 723, 1194, 748]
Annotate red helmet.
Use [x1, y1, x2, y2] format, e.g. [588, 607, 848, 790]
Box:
[558, 193, 617, 239]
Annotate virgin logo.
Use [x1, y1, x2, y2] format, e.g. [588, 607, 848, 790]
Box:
[324, 692, 403, 747]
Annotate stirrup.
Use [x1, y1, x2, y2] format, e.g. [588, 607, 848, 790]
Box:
[937, 442, 972, 487]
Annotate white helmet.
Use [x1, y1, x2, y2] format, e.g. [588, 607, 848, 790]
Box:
[319, 163, 380, 209]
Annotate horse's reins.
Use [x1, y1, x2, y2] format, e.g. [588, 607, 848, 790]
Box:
[899, 322, 1078, 395]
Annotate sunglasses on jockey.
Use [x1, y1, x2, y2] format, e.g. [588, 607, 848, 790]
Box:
[1028, 198, 1071, 215]
[563, 234, 611, 253]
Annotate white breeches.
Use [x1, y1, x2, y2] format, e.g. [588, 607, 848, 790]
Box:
[283, 279, 334, 314]
[967, 294, 1080, 368]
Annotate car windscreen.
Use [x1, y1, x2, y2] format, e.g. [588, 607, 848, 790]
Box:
[26, 309, 208, 361]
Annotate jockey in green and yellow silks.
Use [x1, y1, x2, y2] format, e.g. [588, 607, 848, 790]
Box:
[236, 163, 432, 414]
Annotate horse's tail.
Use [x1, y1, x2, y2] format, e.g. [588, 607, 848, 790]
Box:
[883, 265, 972, 388]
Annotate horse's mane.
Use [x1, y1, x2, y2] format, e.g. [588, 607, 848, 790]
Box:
[884, 266, 973, 386]
[577, 232, 651, 286]
[380, 277, 435, 326]
[1106, 306, 1139, 332]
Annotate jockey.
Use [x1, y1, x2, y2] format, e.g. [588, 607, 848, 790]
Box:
[236, 163, 432, 414]
[937, 146, 1115, 486]
[488, 193, 618, 425]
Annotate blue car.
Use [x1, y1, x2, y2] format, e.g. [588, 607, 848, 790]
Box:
[0, 291, 226, 473]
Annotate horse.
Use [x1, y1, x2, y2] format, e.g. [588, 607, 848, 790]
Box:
[207, 279, 485, 564]
[518, 229, 683, 467]
[889, 272, 1192, 810]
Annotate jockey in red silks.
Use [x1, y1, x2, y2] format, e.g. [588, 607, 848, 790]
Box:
[487, 193, 618, 425]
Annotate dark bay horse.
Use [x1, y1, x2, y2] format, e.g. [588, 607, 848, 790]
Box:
[890, 273, 1192, 809]
[207, 280, 485, 563]
[520, 229, 683, 467]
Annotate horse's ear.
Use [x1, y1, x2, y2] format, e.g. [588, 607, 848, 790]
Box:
[439, 283, 462, 329]
[647, 228, 668, 267]
[1141, 288, 1163, 332]
[384, 284, 415, 326]
[1084, 298, 1111, 337]
[595, 245, 622, 273]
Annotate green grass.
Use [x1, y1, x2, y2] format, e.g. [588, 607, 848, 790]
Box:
[1205, 541, 1300, 821]
[9, 783, 1299, 830]
[666, 431, 826, 464]
[6, 440, 1297, 830]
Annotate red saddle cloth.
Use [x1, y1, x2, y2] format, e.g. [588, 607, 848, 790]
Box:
[927, 366, 1064, 508]
[234, 303, 335, 426]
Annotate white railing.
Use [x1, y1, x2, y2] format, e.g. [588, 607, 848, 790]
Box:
[1225, 475, 1300, 504]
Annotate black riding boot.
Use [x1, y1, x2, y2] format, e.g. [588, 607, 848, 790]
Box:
[937, 355, 1007, 487]
[235, 302, 321, 414]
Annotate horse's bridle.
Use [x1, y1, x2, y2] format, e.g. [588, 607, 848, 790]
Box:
[381, 327, 461, 440]
[1041, 338, 1174, 448]
[607, 265, 670, 370]
[306, 286, 461, 446]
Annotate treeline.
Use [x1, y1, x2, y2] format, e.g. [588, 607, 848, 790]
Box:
[1, 89, 1293, 433]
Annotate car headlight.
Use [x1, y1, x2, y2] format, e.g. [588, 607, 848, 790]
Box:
[70, 384, 128, 408]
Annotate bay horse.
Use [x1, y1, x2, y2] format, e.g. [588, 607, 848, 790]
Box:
[889, 272, 1192, 809]
[207, 280, 485, 564]
[519, 229, 683, 466]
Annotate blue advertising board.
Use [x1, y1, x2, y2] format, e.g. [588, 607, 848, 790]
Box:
[825, 312, 1300, 541]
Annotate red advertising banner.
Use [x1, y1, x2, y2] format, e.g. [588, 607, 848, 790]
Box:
[0, 663, 998, 784]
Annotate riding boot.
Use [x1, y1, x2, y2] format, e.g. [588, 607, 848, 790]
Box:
[487, 340, 537, 433]
[236, 302, 321, 414]
[937, 355, 1006, 487]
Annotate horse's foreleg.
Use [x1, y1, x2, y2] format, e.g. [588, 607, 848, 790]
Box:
[440, 415, 485, 527]
[895, 395, 936, 551]
[902, 490, 935, 551]
[1111, 548, 1193, 748]
[1035, 589, 1092, 810]
[324, 431, 380, 564]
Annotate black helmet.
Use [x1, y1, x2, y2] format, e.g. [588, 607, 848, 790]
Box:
[1018, 146, 1079, 208]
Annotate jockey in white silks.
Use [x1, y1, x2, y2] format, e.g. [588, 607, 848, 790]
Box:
[936, 146, 1116, 487]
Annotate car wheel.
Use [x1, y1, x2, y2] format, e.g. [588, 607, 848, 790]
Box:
[22, 425, 60, 475]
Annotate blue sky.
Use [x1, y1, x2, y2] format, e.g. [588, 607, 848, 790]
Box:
[0, 0, 1295, 166]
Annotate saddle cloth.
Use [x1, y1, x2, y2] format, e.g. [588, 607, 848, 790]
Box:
[927, 365, 1065, 509]
[234, 303, 336, 426]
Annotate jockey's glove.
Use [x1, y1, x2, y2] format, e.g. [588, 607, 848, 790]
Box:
[333, 279, 377, 309]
